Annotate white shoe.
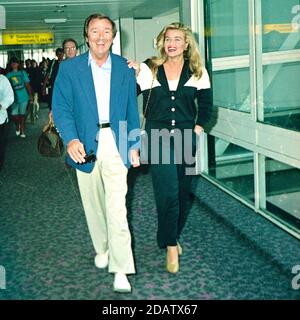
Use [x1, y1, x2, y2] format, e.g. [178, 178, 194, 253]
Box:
[113, 273, 131, 293]
[16, 130, 20, 136]
[94, 250, 109, 269]
[20, 133, 26, 138]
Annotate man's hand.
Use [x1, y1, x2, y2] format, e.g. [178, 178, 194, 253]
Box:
[67, 139, 86, 163]
[130, 149, 140, 168]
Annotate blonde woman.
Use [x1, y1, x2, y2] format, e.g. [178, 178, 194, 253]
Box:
[129, 23, 212, 273]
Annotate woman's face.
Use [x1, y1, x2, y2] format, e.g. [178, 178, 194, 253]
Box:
[11, 62, 19, 71]
[164, 29, 187, 59]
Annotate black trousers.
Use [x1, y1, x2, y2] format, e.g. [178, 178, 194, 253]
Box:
[150, 161, 193, 248]
[146, 121, 197, 248]
[146, 122, 196, 248]
[0, 121, 8, 170]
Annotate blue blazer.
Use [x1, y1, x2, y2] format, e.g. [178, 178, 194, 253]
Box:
[52, 51, 140, 173]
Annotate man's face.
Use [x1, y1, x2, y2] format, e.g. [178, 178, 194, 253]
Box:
[63, 41, 77, 59]
[56, 51, 64, 61]
[86, 18, 114, 61]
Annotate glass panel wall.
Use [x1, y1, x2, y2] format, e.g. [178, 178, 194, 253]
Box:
[202, 0, 300, 238]
[261, 0, 300, 131]
[266, 158, 300, 230]
[209, 0, 250, 112]
[210, 0, 249, 57]
[208, 137, 254, 204]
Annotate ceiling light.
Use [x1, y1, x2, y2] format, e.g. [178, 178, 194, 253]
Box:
[44, 18, 67, 24]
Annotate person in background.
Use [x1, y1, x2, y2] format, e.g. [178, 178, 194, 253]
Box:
[48, 39, 79, 122]
[39, 59, 49, 103]
[27, 60, 42, 97]
[26, 59, 42, 122]
[128, 22, 212, 274]
[62, 38, 78, 60]
[42, 48, 64, 110]
[25, 59, 31, 71]
[0, 74, 14, 170]
[6, 57, 33, 138]
[0, 66, 6, 75]
[40, 58, 48, 79]
[52, 13, 140, 293]
[18, 60, 25, 71]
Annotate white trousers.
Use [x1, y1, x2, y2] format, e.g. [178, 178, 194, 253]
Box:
[76, 128, 135, 274]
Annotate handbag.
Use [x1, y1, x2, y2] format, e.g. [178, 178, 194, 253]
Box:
[37, 119, 64, 157]
[140, 76, 154, 164]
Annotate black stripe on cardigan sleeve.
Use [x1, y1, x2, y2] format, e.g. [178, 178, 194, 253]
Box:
[196, 88, 213, 127]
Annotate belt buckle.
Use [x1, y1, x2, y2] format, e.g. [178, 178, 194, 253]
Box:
[98, 123, 110, 129]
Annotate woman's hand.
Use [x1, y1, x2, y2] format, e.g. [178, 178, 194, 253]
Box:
[194, 125, 203, 136]
[127, 59, 141, 76]
[130, 149, 140, 168]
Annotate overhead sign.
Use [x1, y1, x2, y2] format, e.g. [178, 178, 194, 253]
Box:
[2, 32, 54, 45]
[264, 23, 297, 34]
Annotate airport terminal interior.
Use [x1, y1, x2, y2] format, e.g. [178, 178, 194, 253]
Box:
[0, 0, 300, 299]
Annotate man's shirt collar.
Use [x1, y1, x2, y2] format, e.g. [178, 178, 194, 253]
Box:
[88, 51, 111, 70]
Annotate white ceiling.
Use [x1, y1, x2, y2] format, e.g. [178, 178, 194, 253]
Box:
[0, 0, 179, 49]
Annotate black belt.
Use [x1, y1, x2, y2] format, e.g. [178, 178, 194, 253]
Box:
[97, 123, 110, 128]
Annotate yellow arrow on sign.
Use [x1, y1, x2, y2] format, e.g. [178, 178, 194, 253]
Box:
[2, 32, 54, 45]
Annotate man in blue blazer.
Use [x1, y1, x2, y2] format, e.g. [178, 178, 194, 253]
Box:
[52, 13, 140, 293]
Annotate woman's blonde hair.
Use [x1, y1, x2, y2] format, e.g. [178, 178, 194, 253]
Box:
[149, 22, 203, 79]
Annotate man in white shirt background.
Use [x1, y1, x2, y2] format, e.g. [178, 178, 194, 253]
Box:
[0, 74, 14, 171]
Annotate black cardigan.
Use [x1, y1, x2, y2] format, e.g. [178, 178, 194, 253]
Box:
[137, 60, 213, 129]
